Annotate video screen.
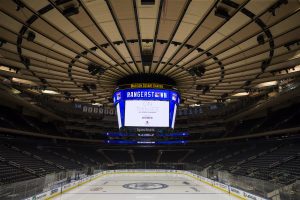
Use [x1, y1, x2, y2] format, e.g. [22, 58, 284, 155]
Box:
[124, 100, 169, 127]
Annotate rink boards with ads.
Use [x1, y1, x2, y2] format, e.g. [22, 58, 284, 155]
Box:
[24, 170, 268, 200]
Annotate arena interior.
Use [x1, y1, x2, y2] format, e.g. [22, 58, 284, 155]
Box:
[0, 0, 299, 199]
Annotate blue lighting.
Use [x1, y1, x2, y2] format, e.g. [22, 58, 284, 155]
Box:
[105, 140, 188, 145]
[106, 132, 189, 137]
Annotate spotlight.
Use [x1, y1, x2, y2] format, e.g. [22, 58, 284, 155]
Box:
[188, 68, 195, 76]
[88, 64, 105, 75]
[202, 85, 210, 94]
[82, 84, 90, 93]
[215, 7, 230, 20]
[186, 44, 193, 49]
[221, 93, 228, 99]
[27, 31, 36, 42]
[141, 0, 155, 5]
[64, 91, 71, 99]
[257, 34, 265, 45]
[40, 78, 47, 84]
[0, 39, 7, 47]
[261, 60, 269, 72]
[90, 83, 97, 90]
[90, 47, 97, 51]
[284, 40, 300, 51]
[62, 6, 79, 17]
[189, 65, 206, 77]
[244, 80, 251, 86]
[13, 0, 24, 11]
[196, 85, 203, 90]
[22, 57, 30, 67]
[268, 0, 288, 16]
[195, 65, 205, 77]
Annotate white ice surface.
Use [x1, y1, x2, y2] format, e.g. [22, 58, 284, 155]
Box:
[52, 173, 239, 200]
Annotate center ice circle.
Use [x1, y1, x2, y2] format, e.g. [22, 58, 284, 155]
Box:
[122, 182, 168, 190]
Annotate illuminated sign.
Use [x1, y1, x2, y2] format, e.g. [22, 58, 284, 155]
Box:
[113, 88, 180, 129]
[130, 83, 164, 89]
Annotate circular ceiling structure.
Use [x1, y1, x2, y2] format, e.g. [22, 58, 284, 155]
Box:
[0, 0, 299, 106]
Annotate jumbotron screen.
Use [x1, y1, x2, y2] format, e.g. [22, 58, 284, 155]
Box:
[113, 88, 180, 129]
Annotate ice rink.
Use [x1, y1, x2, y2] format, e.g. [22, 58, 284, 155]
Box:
[52, 172, 239, 200]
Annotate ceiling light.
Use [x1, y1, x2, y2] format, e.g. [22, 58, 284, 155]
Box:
[274, 65, 300, 75]
[256, 81, 278, 88]
[232, 92, 249, 97]
[92, 103, 102, 106]
[190, 104, 201, 107]
[141, 0, 155, 5]
[88, 64, 105, 75]
[0, 39, 7, 47]
[27, 89, 41, 94]
[26, 31, 36, 42]
[286, 65, 300, 73]
[41, 90, 59, 95]
[12, 77, 37, 86]
[0, 66, 18, 73]
[188, 65, 205, 77]
[268, 91, 278, 97]
[11, 88, 21, 94]
[257, 34, 265, 45]
[62, 6, 79, 17]
[215, 7, 230, 20]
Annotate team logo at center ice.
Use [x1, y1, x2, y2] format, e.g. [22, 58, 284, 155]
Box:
[123, 182, 168, 190]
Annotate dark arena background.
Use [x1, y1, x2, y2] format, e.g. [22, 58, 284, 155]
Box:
[0, 0, 299, 200]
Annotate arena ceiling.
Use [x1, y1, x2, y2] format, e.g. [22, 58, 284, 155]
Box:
[0, 0, 299, 106]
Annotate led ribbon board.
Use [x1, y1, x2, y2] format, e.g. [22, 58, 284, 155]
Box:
[113, 88, 180, 129]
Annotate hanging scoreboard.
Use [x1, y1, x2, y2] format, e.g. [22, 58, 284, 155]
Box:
[113, 88, 180, 129]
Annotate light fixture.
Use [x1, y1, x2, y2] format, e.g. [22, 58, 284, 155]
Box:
[27, 89, 41, 94]
[215, 7, 230, 20]
[0, 39, 7, 47]
[232, 92, 249, 97]
[0, 65, 18, 73]
[11, 88, 21, 94]
[62, 6, 79, 17]
[268, 91, 278, 97]
[256, 81, 278, 88]
[273, 65, 300, 75]
[26, 31, 36, 42]
[92, 103, 102, 106]
[188, 65, 205, 77]
[286, 65, 300, 73]
[41, 89, 59, 95]
[190, 104, 201, 107]
[257, 34, 265, 45]
[88, 64, 105, 75]
[141, 0, 155, 5]
[12, 77, 37, 86]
